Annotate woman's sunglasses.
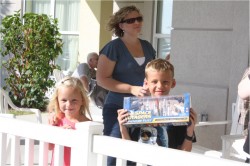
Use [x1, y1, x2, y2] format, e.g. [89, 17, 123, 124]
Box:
[120, 16, 143, 24]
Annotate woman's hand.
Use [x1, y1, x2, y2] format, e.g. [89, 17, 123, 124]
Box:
[131, 86, 150, 97]
[187, 108, 197, 136]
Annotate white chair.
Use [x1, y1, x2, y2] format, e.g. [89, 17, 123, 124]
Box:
[192, 98, 247, 162]
[53, 69, 65, 82]
[0, 88, 43, 165]
[0, 88, 42, 123]
[221, 97, 247, 161]
[45, 75, 57, 99]
[45, 69, 66, 99]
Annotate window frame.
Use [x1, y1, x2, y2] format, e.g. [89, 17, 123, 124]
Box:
[22, 0, 80, 74]
[152, 0, 172, 59]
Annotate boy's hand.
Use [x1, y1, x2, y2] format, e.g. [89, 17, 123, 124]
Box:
[117, 109, 131, 140]
[117, 109, 129, 125]
[187, 108, 197, 136]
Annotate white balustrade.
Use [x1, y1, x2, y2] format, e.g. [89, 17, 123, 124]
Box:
[0, 117, 248, 166]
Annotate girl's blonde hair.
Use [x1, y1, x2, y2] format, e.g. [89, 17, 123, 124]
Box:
[145, 58, 175, 79]
[47, 76, 92, 120]
[106, 5, 142, 37]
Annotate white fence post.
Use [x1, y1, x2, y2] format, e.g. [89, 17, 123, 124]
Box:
[0, 117, 248, 166]
[0, 133, 7, 166]
[70, 121, 103, 166]
[24, 138, 34, 166]
[38, 141, 49, 166]
[10, 135, 20, 166]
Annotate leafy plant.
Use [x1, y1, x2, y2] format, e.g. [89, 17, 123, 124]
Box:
[0, 11, 63, 111]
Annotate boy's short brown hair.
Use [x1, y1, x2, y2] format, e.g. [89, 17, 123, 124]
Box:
[145, 58, 174, 79]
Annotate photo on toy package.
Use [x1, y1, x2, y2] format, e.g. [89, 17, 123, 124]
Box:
[138, 127, 157, 145]
[123, 93, 191, 127]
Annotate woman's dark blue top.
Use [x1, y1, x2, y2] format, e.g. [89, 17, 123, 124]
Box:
[99, 38, 156, 107]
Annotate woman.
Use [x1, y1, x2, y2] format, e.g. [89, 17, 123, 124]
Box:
[96, 5, 155, 165]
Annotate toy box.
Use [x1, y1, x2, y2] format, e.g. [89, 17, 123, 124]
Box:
[123, 93, 191, 127]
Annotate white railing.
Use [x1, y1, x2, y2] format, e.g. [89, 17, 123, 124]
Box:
[0, 117, 248, 166]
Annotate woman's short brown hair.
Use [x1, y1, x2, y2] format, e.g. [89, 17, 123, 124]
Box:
[106, 5, 142, 37]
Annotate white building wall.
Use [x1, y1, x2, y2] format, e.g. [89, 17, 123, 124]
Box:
[171, 0, 249, 150]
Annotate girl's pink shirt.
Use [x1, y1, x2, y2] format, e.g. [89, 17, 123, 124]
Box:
[50, 117, 76, 166]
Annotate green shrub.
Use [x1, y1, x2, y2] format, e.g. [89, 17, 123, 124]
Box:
[0, 11, 63, 111]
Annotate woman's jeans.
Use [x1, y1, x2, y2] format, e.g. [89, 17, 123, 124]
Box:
[102, 103, 149, 166]
[103, 103, 122, 166]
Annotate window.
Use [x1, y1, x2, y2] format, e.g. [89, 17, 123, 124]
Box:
[25, 0, 50, 15]
[24, 0, 80, 74]
[153, 0, 173, 59]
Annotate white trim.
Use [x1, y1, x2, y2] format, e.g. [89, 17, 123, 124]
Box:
[152, 0, 158, 52]
[152, 0, 173, 58]
[21, 0, 25, 17]
[154, 34, 171, 38]
[21, 0, 25, 24]
[50, 0, 55, 17]
[196, 121, 230, 127]
[60, 31, 79, 35]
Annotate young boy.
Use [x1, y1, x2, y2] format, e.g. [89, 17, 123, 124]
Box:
[118, 58, 197, 151]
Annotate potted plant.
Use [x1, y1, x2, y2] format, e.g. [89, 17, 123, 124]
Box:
[0, 11, 63, 111]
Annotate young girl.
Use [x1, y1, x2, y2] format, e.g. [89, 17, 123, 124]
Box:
[48, 76, 92, 166]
